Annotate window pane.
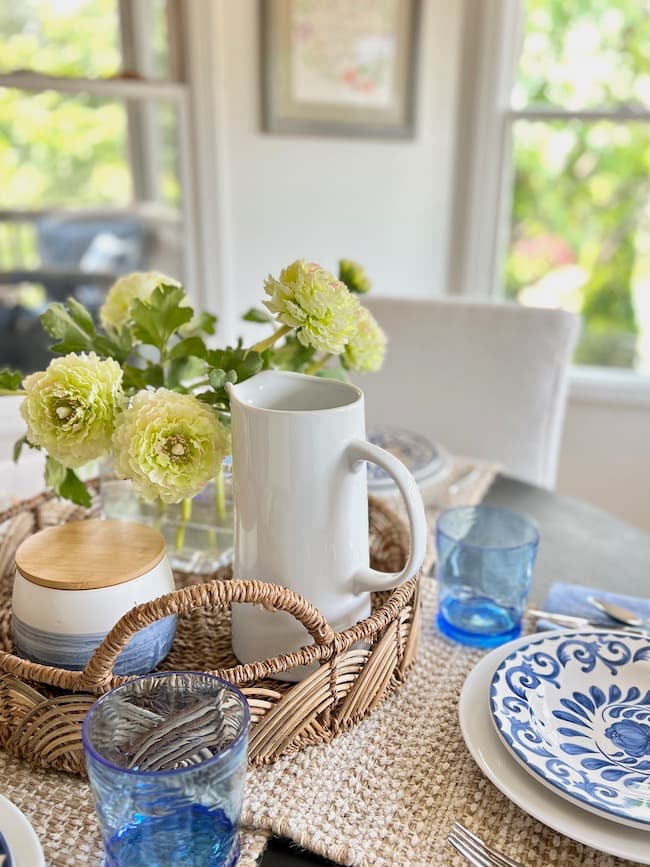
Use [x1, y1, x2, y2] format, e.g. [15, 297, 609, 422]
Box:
[505, 120, 650, 373]
[512, 0, 650, 111]
[0, 0, 121, 79]
[0, 0, 173, 80]
[0, 89, 184, 374]
[0, 88, 131, 207]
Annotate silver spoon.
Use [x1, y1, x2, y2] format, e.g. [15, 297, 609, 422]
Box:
[587, 596, 645, 627]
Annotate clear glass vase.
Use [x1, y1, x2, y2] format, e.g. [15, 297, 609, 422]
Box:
[99, 459, 234, 574]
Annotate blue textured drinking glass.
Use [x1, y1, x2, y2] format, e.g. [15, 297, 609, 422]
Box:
[82, 671, 249, 867]
[435, 505, 539, 648]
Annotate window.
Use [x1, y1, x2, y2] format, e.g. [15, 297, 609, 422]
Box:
[0, 0, 191, 374]
[503, 0, 650, 375]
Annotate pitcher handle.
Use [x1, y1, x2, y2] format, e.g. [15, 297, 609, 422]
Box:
[347, 438, 426, 594]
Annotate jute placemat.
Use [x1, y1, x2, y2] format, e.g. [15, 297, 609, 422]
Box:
[0, 747, 271, 866]
[242, 577, 641, 867]
[0, 457, 496, 865]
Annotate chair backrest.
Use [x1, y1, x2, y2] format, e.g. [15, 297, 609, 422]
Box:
[354, 296, 580, 488]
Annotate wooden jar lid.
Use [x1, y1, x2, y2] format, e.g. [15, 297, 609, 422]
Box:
[15, 519, 166, 590]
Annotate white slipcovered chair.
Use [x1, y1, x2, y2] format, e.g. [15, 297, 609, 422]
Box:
[354, 296, 580, 488]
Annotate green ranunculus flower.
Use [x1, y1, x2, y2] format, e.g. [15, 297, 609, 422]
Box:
[113, 388, 229, 503]
[342, 306, 387, 373]
[263, 259, 359, 355]
[100, 271, 182, 330]
[20, 353, 123, 467]
[338, 259, 371, 294]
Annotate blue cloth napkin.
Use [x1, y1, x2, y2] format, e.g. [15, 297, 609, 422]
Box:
[538, 581, 650, 630]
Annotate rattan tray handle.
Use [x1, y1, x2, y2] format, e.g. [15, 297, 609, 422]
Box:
[80, 578, 337, 690]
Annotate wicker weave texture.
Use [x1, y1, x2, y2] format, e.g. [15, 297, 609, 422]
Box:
[0, 490, 418, 777]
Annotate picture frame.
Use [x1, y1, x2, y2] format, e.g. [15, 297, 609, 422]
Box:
[261, 0, 421, 139]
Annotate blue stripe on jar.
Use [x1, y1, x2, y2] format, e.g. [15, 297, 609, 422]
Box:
[12, 614, 177, 676]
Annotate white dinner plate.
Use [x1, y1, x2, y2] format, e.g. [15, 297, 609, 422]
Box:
[459, 632, 650, 864]
[0, 794, 45, 867]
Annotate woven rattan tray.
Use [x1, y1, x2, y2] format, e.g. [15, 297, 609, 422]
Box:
[0, 489, 419, 777]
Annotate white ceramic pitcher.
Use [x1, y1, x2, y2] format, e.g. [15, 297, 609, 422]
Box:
[226, 370, 426, 679]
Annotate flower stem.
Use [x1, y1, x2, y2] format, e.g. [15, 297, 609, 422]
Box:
[248, 324, 291, 354]
[215, 467, 227, 520]
[175, 496, 193, 550]
[305, 354, 331, 376]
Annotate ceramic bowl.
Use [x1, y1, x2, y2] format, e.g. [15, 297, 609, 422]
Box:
[13, 519, 176, 675]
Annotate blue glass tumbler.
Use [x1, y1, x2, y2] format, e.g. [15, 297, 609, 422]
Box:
[82, 671, 250, 867]
[435, 505, 539, 648]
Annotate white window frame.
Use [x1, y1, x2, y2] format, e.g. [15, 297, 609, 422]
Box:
[450, 0, 650, 406]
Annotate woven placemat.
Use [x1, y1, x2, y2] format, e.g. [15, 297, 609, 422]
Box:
[0, 747, 271, 867]
[242, 577, 640, 867]
[0, 457, 497, 865]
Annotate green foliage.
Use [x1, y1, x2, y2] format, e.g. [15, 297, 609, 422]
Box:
[179, 312, 218, 338]
[202, 347, 264, 407]
[242, 307, 273, 324]
[506, 0, 650, 369]
[0, 368, 23, 392]
[268, 334, 316, 373]
[44, 456, 91, 508]
[41, 298, 133, 362]
[167, 336, 209, 362]
[12, 436, 39, 462]
[130, 284, 193, 353]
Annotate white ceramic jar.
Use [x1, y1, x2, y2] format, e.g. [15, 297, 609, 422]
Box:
[12, 519, 176, 675]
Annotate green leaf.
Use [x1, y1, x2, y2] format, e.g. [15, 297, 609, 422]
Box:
[196, 390, 227, 407]
[242, 307, 273, 324]
[316, 365, 349, 383]
[206, 348, 263, 383]
[45, 455, 66, 489]
[13, 437, 25, 462]
[131, 284, 193, 351]
[45, 456, 91, 507]
[0, 368, 23, 392]
[40, 298, 132, 362]
[13, 436, 26, 462]
[179, 311, 217, 338]
[66, 297, 95, 335]
[41, 302, 95, 354]
[167, 356, 207, 391]
[99, 325, 134, 362]
[167, 336, 208, 362]
[208, 369, 227, 390]
[59, 468, 92, 508]
[269, 334, 315, 372]
[122, 362, 165, 391]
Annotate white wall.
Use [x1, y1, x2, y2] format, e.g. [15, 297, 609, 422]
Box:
[215, 0, 463, 324]
[558, 391, 650, 533]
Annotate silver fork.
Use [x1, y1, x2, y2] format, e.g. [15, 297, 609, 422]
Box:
[448, 822, 525, 867]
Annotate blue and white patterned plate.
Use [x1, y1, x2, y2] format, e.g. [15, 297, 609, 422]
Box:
[490, 631, 650, 830]
[366, 426, 447, 492]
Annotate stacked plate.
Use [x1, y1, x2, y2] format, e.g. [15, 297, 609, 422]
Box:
[0, 795, 45, 866]
[460, 630, 650, 863]
[366, 426, 449, 493]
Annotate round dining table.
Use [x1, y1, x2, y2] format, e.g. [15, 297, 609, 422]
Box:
[259, 472, 650, 866]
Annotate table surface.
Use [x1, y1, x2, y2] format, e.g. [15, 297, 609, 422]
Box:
[259, 473, 650, 866]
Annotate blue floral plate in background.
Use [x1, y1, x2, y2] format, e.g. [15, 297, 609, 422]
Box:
[489, 631, 650, 830]
[366, 426, 448, 492]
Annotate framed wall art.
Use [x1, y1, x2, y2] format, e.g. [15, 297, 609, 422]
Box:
[261, 0, 421, 138]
